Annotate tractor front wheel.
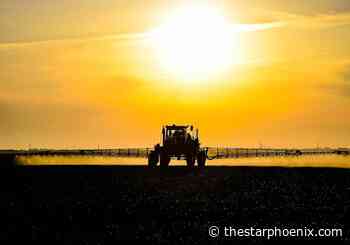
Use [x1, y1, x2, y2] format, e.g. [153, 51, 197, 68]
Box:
[148, 150, 159, 167]
[160, 151, 171, 167]
[197, 150, 207, 168]
[186, 154, 195, 168]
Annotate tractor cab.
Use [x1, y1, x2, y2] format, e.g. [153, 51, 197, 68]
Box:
[148, 124, 206, 168]
[162, 125, 197, 146]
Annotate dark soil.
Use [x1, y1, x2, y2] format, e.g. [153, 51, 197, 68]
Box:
[1, 165, 349, 243]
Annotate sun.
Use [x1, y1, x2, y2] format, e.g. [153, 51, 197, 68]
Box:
[149, 5, 240, 81]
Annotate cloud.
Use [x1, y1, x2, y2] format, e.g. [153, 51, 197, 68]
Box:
[268, 10, 350, 29]
[0, 20, 283, 50]
[338, 65, 350, 97]
[321, 81, 350, 98]
[232, 22, 284, 32]
[342, 65, 350, 81]
[0, 32, 148, 50]
[3, 9, 349, 50]
[318, 61, 350, 98]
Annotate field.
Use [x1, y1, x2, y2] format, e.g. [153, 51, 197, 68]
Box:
[1, 165, 349, 243]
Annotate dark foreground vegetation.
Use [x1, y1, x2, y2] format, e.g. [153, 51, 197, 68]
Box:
[1, 165, 349, 243]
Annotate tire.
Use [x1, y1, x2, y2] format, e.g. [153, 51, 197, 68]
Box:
[197, 150, 207, 168]
[148, 151, 159, 167]
[160, 151, 170, 167]
[186, 154, 195, 167]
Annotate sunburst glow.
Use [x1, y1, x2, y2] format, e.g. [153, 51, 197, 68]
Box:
[150, 5, 241, 81]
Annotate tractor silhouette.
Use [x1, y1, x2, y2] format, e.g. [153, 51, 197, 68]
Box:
[148, 124, 207, 167]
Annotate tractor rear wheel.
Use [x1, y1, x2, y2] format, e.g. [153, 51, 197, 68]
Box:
[186, 154, 195, 167]
[197, 150, 207, 168]
[160, 151, 170, 167]
[148, 150, 159, 167]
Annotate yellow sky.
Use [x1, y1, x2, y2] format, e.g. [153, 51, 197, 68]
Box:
[1, 0, 350, 148]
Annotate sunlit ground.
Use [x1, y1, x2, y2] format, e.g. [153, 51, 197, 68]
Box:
[17, 155, 350, 168]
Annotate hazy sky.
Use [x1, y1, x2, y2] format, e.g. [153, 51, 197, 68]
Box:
[1, 0, 350, 148]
